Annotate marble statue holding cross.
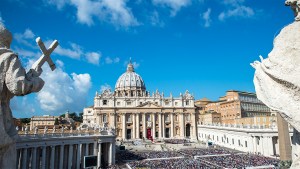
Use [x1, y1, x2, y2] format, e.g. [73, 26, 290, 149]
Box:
[251, 1, 300, 168]
[0, 22, 59, 168]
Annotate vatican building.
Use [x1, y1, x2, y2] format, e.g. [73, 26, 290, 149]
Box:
[83, 61, 198, 141]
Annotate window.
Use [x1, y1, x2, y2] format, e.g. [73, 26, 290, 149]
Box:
[165, 101, 169, 105]
[238, 140, 241, 146]
[245, 141, 247, 147]
[117, 102, 120, 106]
[127, 101, 131, 106]
[186, 101, 189, 105]
[103, 100, 107, 105]
[175, 102, 178, 106]
[232, 139, 234, 145]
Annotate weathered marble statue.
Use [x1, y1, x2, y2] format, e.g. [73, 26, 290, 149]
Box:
[286, 0, 300, 21]
[251, 1, 300, 168]
[0, 23, 58, 168]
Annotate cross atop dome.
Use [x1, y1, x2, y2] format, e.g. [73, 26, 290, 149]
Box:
[127, 58, 134, 72]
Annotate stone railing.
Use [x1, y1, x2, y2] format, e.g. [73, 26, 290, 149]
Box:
[197, 123, 293, 132]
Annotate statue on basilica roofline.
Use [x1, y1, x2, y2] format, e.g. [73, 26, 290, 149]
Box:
[0, 22, 58, 168]
[251, 1, 300, 167]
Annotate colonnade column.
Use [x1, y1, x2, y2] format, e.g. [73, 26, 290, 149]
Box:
[143, 113, 146, 139]
[158, 113, 162, 139]
[50, 146, 55, 169]
[170, 113, 174, 138]
[93, 141, 98, 155]
[136, 113, 140, 139]
[162, 114, 165, 138]
[132, 113, 136, 140]
[152, 113, 156, 139]
[97, 142, 102, 168]
[68, 144, 73, 169]
[31, 147, 37, 169]
[85, 143, 89, 156]
[122, 113, 126, 139]
[76, 144, 81, 169]
[59, 145, 64, 169]
[41, 146, 46, 169]
[111, 141, 116, 164]
[22, 148, 28, 169]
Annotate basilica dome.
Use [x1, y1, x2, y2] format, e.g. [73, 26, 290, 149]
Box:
[115, 61, 146, 95]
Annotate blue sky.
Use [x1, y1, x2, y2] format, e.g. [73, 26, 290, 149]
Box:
[0, 0, 294, 117]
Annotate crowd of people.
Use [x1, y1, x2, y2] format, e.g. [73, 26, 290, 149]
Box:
[116, 150, 182, 162]
[179, 148, 235, 157]
[128, 158, 212, 169]
[120, 148, 280, 169]
[164, 139, 192, 144]
[200, 154, 280, 168]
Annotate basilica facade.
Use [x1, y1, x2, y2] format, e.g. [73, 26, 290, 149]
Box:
[83, 62, 198, 140]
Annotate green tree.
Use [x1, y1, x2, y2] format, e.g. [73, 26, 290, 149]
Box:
[54, 118, 59, 125]
[20, 118, 31, 124]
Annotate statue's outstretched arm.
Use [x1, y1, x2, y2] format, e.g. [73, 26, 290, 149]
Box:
[5, 53, 45, 96]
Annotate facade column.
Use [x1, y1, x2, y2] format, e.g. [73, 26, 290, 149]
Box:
[31, 147, 37, 169]
[59, 145, 64, 169]
[122, 113, 126, 139]
[132, 113, 136, 140]
[97, 143, 102, 169]
[143, 113, 146, 139]
[152, 113, 156, 139]
[180, 113, 185, 138]
[76, 144, 81, 169]
[41, 146, 46, 169]
[158, 113, 162, 139]
[136, 113, 140, 139]
[170, 113, 174, 138]
[162, 114, 165, 138]
[50, 146, 55, 169]
[110, 112, 115, 128]
[191, 113, 196, 139]
[68, 144, 73, 169]
[22, 148, 28, 169]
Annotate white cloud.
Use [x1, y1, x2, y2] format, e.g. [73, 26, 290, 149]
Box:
[132, 61, 140, 69]
[150, 11, 165, 27]
[218, 0, 254, 21]
[45, 0, 138, 27]
[202, 8, 212, 28]
[14, 47, 40, 58]
[85, 52, 101, 65]
[152, 0, 191, 16]
[54, 42, 82, 59]
[14, 29, 36, 48]
[105, 56, 120, 64]
[37, 64, 92, 113]
[114, 57, 120, 63]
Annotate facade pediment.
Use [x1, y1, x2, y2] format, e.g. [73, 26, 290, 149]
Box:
[136, 101, 162, 108]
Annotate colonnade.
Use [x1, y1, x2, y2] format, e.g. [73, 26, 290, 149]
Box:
[16, 135, 116, 169]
